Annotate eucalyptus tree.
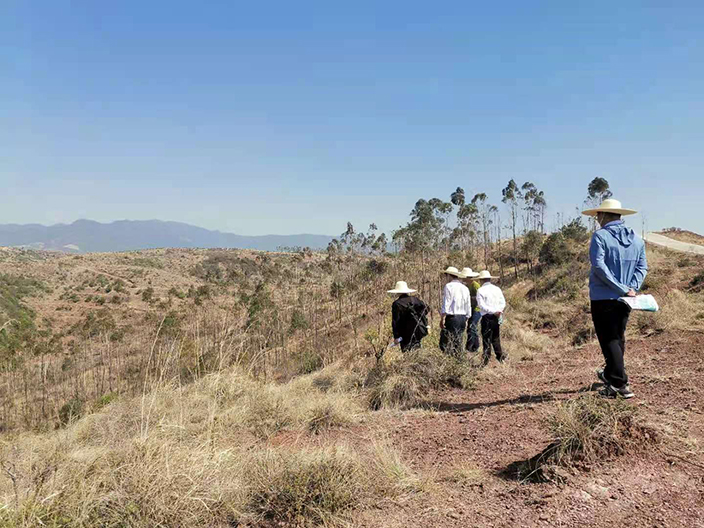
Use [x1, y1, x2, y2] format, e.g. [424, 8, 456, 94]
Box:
[471, 193, 494, 267]
[521, 182, 547, 233]
[586, 177, 612, 207]
[449, 187, 479, 254]
[585, 177, 612, 229]
[501, 179, 521, 279]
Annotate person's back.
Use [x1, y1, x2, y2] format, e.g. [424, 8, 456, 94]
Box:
[589, 220, 647, 300]
[476, 282, 506, 315]
[583, 199, 648, 400]
[392, 294, 429, 350]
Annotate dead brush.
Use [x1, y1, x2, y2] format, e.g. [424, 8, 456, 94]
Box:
[304, 399, 353, 434]
[365, 348, 475, 410]
[239, 447, 368, 527]
[240, 390, 294, 439]
[510, 395, 657, 482]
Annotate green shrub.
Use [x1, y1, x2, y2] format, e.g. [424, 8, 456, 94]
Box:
[95, 392, 118, 410]
[296, 349, 323, 374]
[58, 397, 84, 426]
[560, 217, 590, 242]
[289, 308, 309, 334]
[129, 257, 164, 269]
[0, 274, 48, 361]
[70, 311, 117, 339]
[168, 286, 186, 299]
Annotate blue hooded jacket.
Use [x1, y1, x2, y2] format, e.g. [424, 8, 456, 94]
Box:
[589, 220, 648, 301]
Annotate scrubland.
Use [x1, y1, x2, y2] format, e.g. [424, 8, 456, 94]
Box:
[0, 230, 703, 527]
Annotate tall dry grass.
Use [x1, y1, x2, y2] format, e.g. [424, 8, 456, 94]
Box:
[0, 363, 413, 527]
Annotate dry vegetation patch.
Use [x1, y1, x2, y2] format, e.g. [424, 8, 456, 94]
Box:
[508, 395, 658, 483]
[366, 348, 475, 410]
[659, 228, 704, 246]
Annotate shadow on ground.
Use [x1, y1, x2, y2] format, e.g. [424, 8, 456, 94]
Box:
[428, 384, 598, 413]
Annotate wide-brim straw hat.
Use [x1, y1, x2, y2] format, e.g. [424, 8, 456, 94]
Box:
[387, 281, 417, 294]
[460, 267, 479, 278]
[476, 270, 498, 280]
[443, 266, 463, 278]
[582, 198, 637, 217]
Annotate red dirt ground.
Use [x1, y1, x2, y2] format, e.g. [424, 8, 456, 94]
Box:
[348, 331, 704, 527]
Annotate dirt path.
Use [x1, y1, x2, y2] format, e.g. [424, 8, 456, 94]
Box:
[354, 331, 704, 527]
[645, 232, 704, 255]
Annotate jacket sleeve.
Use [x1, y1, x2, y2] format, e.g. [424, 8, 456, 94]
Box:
[391, 302, 401, 339]
[629, 243, 648, 291]
[590, 233, 630, 296]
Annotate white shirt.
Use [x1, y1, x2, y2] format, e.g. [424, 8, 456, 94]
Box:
[441, 279, 471, 315]
[476, 282, 506, 316]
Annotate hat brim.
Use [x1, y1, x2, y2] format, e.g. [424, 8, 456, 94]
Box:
[387, 288, 417, 294]
[582, 207, 637, 217]
[443, 271, 463, 278]
[462, 272, 480, 278]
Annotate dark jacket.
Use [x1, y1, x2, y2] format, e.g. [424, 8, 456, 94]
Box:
[391, 294, 429, 346]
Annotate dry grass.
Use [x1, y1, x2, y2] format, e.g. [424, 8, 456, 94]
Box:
[371, 441, 426, 494]
[0, 364, 404, 527]
[510, 395, 658, 482]
[631, 289, 704, 336]
[659, 228, 704, 246]
[240, 447, 368, 526]
[443, 459, 486, 486]
[500, 318, 555, 362]
[366, 348, 475, 410]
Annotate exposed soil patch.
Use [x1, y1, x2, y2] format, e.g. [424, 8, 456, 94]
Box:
[351, 331, 704, 527]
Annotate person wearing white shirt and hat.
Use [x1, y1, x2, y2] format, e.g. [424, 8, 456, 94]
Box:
[439, 266, 471, 357]
[388, 281, 429, 352]
[582, 198, 647, 399]
[476, 270, 507, 365]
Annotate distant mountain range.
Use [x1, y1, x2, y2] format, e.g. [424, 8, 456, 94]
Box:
[0, 220, 334, 253]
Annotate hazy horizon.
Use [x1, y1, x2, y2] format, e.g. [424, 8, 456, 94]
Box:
[3, 2, 703, 236]
[0, 217, 335, 237]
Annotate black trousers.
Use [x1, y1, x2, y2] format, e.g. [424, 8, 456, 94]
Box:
[591, 300, 630, 388]
[465, 311, 481, 353]
[481, 314, 505, 364]
[400, 335, 422, 352]
[440, 314, 467, 358]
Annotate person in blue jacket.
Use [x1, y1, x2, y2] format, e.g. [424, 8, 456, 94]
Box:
[582, 199, 648, 399]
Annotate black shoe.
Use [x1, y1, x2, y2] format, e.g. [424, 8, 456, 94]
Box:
[599, 384, 635, 399]
[596, 368, 608, 385]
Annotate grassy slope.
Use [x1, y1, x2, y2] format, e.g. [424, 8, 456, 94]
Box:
[0, 244, 703, 526]
[658, 228, 704, 246]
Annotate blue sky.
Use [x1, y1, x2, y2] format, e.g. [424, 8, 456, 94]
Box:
[2, 1, 703, 236]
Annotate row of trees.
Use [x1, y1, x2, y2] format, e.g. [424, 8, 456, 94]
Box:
[389, 180, 550, 278]
[326, 177, 613, 283]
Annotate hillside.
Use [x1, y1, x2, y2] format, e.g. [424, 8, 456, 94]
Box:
[0, 238, 703, 527]
[658, 228, 704, 246]
[0, 219, 334, 253]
